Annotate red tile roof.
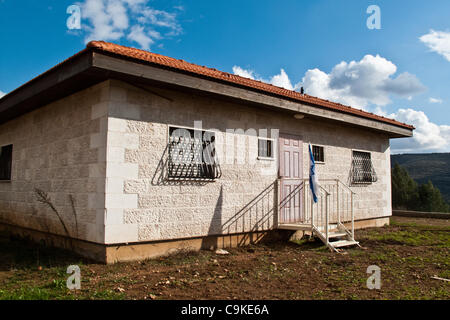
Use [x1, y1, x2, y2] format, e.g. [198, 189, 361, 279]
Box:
[0, 40, 413, 131]
[87, 41, 414, 130]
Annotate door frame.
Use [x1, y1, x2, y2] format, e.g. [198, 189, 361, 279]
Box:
[278, 133, 304, 224]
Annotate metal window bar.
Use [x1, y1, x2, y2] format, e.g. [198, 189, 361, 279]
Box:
[312, 145, 324, 162]
[168, 131, 220, 180]
[351, 151, 377, 184]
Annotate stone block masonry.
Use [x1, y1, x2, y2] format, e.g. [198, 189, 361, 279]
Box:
[0, 78, 393, 262]
[0, 81, 113, 243]
[102, 80, 392, 245]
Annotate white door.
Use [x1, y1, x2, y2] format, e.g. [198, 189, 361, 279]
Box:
[279, 134, 303, 223]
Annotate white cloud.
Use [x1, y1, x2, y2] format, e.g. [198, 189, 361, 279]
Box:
[420, 30, 450, 62]
[231, 60, 448, 153]
[270, 69, 294, 91]
[0, 91, 5, 98]
[122, 0, 147, 11]
[232, 66, 294, 90]
[79, 0, 182, 50]
[232, 66, 257, 80]
[107, 0, 129, 30]
[389, 108, 450, 153]
[233, 54, 425, 109]
[81, 0, 124, 41]
[373, 106, 388, 117]
[140, 8, 181, 36]
[127, 25, 153, 50]
[429, 97, 443, 104]
[300, 55, 425, 109]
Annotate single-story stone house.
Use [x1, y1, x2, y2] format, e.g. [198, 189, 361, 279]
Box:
[0, 41, 414, 262]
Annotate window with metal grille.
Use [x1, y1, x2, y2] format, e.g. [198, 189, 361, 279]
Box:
[351, 151, 377, 184]
[0, 144, 12, 181]
[168, 127, 220, 180]
[312, 145, 324, 162]
[258, 138, 274, 159]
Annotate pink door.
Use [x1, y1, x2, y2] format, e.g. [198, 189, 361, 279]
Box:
[279, 134, 303, 223]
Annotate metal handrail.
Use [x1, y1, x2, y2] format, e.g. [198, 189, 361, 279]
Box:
[277, 177, 355, 245]
[277, 179, 304, 207]
[301, 178, 331, 196]
[337, 179, 356, 195]
[317, 179, 356, 194]
[276, 179, 305, 224]
[306, 178, 355, 245]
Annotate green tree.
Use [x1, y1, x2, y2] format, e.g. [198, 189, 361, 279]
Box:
[392, 163, 449, 212]
[391, 163, 419, 210]
[418, 180, 449, 213]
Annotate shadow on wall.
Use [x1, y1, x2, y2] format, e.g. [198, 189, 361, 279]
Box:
[201, 185, 223, 250]
[151, 139, 280, 249]
[151, 143, 221, 186]
[201, 182, 278, 250]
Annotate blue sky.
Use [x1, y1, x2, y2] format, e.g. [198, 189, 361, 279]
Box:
[1, 0, 450, 153]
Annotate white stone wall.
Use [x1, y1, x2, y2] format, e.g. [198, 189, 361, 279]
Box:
[0, 81, 112, 243]
[104, 80, 392, 244]
[0, 78, 393, 246]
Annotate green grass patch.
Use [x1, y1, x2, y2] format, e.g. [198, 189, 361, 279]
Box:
[364, 226, 450, 247]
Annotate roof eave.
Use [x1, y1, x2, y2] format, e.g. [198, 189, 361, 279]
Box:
[0, 49, 104, 125]
[90, 51, 414, 138]
[0, 47, 414, 139]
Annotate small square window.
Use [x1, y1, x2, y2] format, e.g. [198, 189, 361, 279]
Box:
[0, 144, 12, 181]
[312, 145, 324, 163]
[258, 138, 274, 159]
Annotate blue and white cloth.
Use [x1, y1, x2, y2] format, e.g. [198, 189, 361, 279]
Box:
[309, 144, 320, 203]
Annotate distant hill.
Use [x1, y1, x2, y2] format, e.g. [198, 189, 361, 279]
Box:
[391, 153, 450, 204]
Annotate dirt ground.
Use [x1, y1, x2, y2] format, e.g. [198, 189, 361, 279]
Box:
[0, 216, 449, 300]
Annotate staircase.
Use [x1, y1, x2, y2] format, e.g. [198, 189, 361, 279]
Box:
[277, 179, 360, 252]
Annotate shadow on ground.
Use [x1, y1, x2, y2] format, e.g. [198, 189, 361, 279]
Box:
[0, 234, 91, 272]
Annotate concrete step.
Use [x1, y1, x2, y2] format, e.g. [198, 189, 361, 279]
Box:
[277, 223, 311, 231]
[317, 224, 338, 232]
[327, 232, 348, 238]
[329, 240, 359, 248]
